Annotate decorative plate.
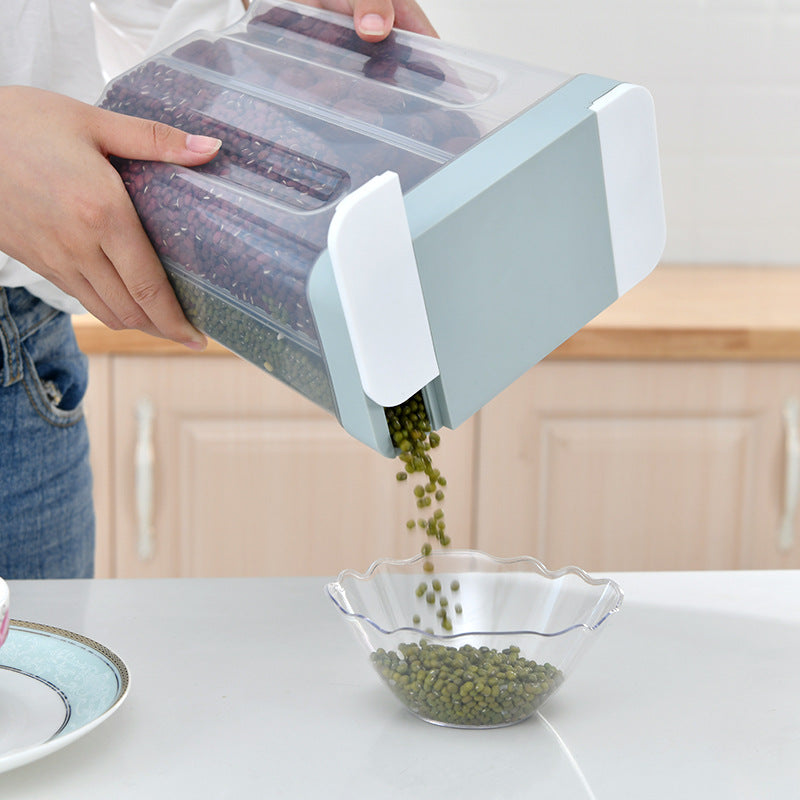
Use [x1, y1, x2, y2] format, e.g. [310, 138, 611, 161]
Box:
[0, 620, 130, 773]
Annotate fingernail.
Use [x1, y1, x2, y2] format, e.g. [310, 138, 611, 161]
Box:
[183, 334, 207, 352]
[358, 13, 387, 35]
[185, 134, 222, 154]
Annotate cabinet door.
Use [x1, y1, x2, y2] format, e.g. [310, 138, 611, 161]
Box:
[84, 355, 112, 578]
[111, 356, 476, 578]
[475, 361, 800, 571]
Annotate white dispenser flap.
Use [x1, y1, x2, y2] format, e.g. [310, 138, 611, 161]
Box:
[328, 171, 439, 408]
[591, 83, 666, 295]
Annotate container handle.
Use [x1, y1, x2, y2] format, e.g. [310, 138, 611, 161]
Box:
[778, 396, 799, 552]
[135, 397, 156, 560]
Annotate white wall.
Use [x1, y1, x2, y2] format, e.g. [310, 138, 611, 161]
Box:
[423, 0, 800, 265]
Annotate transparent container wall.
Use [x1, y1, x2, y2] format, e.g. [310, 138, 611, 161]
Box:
[242, 2, 572, 146]
[98, 0, 571, 415]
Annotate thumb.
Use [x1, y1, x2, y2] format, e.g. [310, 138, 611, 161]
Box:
[351, 0, 396, 40]
[90, 106, 222, 166]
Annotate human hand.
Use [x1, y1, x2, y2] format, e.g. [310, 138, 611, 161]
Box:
[289, 0, 438, 41]
[0, 85, 222, 349]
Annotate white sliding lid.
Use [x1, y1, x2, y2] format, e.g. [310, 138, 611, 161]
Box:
[327, 171, 439, 408]
[590, 83, 666, 296]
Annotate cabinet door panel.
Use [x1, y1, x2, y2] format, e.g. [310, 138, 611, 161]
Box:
[475, 361, 800, 571]
[537, 415, 752, 571]
[112, 356, 475, 577]
[175, 417, 434, 576]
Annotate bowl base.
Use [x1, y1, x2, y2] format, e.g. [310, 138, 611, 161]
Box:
[408, 709, 538, 729]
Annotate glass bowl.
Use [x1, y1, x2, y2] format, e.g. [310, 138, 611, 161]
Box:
[326, 549, 623, 728]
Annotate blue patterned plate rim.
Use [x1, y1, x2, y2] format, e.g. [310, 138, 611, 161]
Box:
[0, 620, 130, 774]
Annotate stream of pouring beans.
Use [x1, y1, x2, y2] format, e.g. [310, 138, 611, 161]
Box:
[385, 392, 460, 632]
[381, 393, 564, 726]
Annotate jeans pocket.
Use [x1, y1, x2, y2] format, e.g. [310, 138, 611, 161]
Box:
[21, 311, 88, 428]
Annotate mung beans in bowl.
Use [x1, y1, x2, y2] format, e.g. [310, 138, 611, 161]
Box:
[326, 550, 623, 728]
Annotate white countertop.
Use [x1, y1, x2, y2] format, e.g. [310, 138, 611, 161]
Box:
[1, 571, 799, 798]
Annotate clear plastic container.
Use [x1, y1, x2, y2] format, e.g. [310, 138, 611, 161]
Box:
[98, 0, 570, 416]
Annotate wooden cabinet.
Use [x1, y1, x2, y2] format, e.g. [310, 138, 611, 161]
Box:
[76, 267, 800, 577]
[84, 355, 800, 578]
[85, 355, 476, 579]
[475, 361, 800, 571]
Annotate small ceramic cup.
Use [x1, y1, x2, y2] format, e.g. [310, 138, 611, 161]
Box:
[0, 577, 9, 649]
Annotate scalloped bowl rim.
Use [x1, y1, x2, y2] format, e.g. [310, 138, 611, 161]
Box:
[326, 549, 624, 641]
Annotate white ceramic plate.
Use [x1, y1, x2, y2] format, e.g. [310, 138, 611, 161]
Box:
[0, 620, 130, 774]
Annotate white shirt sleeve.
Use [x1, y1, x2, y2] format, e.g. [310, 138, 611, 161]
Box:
[1, 0, 249, 314]
[147, 0, 248, 56]
[92, 0, 247, 79]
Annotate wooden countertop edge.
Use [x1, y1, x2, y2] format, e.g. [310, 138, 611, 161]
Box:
[549, 327, 800, 360]
[71, 322, 233, 357]
[72, 264, 800, 360]
[72, 323, 800, 361]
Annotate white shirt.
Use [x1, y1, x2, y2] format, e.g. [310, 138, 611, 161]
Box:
[0, 0, 245, 314]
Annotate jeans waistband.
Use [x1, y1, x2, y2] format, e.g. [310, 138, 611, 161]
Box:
[0, 287, 60, 387]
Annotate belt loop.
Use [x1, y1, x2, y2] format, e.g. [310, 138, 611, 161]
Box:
[0, 287, 24, 387]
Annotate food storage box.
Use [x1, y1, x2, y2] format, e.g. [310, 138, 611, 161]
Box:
[99, 0, 665, 456]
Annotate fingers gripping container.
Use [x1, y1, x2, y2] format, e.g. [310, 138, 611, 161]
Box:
[99, 0, 665, 456]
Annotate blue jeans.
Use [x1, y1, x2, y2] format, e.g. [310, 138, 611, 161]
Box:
[0, 287, 95, 579]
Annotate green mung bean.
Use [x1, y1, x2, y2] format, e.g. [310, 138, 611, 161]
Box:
[169, 271, 334, 411]
[371, 642, 564, 727]
[385, 392, 459, 629]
